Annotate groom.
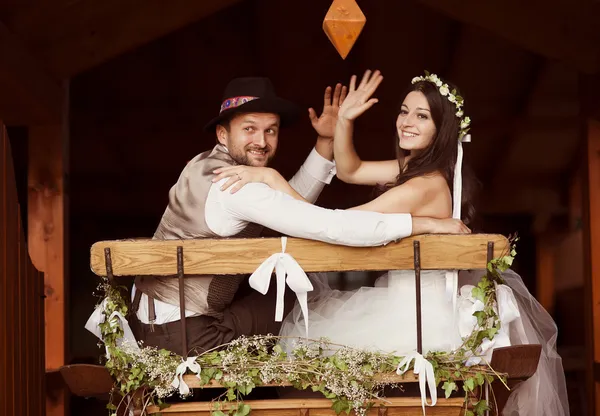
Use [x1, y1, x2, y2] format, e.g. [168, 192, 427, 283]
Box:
[130, 77, 470, 355]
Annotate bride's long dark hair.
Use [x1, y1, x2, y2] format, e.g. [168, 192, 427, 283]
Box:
[377, 80, 479, 225]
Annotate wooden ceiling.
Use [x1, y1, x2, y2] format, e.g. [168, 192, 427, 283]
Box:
[0, 0, 598, 221]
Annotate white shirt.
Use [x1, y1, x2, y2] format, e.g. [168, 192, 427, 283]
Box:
[135, 148, 413, 324]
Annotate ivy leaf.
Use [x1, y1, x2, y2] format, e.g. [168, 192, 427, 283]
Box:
[473, 400, 490, 415]
[212, 411, 227, 416]
[226, 388, 236, 401]
[475, 372, 485, 386]
[235, 404, 251, 416]
[473, 311, 487, 327]
[442, 381, 457, 398]
[464, 378, 475, 392]
[332, 399, 346, 415]
[471, 287, 485, 302]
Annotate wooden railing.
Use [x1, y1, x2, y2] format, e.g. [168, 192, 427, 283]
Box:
[0, 123, 46, 415]
[64, 233, 542, 415]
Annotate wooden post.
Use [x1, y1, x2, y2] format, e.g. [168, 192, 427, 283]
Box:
[28, 81, 69, 416]
[584, 119, 600, 415]
[536, 239, 556, 314]
[581, 71, 600, 415]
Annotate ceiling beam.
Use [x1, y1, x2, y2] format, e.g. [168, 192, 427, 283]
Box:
[4, 0, 244, 77]
[417, 0, 600, 73]
[0, 21, 63, 125]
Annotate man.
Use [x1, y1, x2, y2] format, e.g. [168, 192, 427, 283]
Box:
[130, 77, 469, 355]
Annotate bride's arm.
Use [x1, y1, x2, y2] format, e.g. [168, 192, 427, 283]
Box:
[334, 70, 400, 186]
[349, 175, 451, 217]
[334, 118, 400, 186]
[212, 166, 309, 203]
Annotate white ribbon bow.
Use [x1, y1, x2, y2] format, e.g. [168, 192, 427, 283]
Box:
[170, 356, 201, 396]
[397, 351, 437, 415]
[249, 237, 313, 338]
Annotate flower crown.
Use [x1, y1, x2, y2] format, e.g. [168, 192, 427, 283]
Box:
[411, 71, 471, 141]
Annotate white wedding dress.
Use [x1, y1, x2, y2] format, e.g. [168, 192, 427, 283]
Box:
[278, 269, 570, 416]
[280, 270, 463, 355]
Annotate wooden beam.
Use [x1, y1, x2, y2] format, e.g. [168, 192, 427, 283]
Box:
[4, 0, 244, 77]
[0, 21, 63, 124]
[583, 118, 600, 414]
[146, 397, 467, 415]
[417, 0, 600, 73]
[90, 234, 509, 277]
[27, 82, 69, 416]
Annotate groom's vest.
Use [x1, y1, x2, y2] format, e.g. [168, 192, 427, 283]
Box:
[134, 144, 263, 319]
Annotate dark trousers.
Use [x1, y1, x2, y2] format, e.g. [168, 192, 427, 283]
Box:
[130, 278, 296, 356]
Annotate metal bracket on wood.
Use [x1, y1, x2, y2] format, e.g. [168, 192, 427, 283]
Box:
[177, 246, 188, 359]
[414, 240, 423, 355]
[487, 241, 495, 264]
[104, 247, 114, 284]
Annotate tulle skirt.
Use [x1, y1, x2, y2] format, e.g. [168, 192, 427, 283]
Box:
[279, 269, 570, 416]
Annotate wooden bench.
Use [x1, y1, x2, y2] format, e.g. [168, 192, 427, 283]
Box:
[63, 234, 541, 416]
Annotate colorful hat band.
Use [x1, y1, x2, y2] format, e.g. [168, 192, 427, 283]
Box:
[220, 96, 260, 113]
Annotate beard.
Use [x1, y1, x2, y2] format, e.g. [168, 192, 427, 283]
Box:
[229, 144, 274, 167]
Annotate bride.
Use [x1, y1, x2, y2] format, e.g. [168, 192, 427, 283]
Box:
[213, 70, 569, 415]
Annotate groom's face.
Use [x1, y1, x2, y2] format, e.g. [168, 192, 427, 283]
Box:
[216, 113, 280, 167]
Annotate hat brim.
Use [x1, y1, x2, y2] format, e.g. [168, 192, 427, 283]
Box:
[204, 97, 300, 132]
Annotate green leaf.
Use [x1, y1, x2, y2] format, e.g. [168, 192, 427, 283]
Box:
[215, 370, 223, 380]
[442, 381, 457, 398]
[464, 378, 475, 392]
[212, 411, 227, 416]
[473, 311, 487, 327]
[473, 400, 490, 415]
[331, 398, 350, 415]
[226, 388, 236, 401]
[471, 287, 485, 302]
[235, 404, 251, 416]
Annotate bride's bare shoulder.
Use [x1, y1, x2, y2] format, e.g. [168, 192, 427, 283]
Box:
[401, 173, 449, 196]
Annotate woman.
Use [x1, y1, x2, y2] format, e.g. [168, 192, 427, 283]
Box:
[213, 70, 569, 415]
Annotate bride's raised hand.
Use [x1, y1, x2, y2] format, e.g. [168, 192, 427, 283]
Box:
[338, 69, 383, 121]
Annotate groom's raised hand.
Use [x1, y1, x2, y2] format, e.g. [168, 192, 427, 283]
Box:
[310, 83, 348, 160]
[309, 83, 348, 139]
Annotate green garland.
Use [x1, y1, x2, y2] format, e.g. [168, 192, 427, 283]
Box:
[96, 238, 517, 416]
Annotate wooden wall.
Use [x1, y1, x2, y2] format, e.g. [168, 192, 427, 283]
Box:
[1, 123, 46, 415]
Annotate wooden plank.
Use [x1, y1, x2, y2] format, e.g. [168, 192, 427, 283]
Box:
[0, 21, 62, 124]
[90, 234, 509, 277]
[17, 209, 26, 415]
[1, 124, 7, 416]
[417, 0, 600, 73]
[2, 123, 18, 416]
[5, 0, 245, 77]
[28, 120, 68, 416]
[147, 397, 466, 415]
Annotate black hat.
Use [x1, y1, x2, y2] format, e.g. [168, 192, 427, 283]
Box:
[204, 77, 300, 132]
